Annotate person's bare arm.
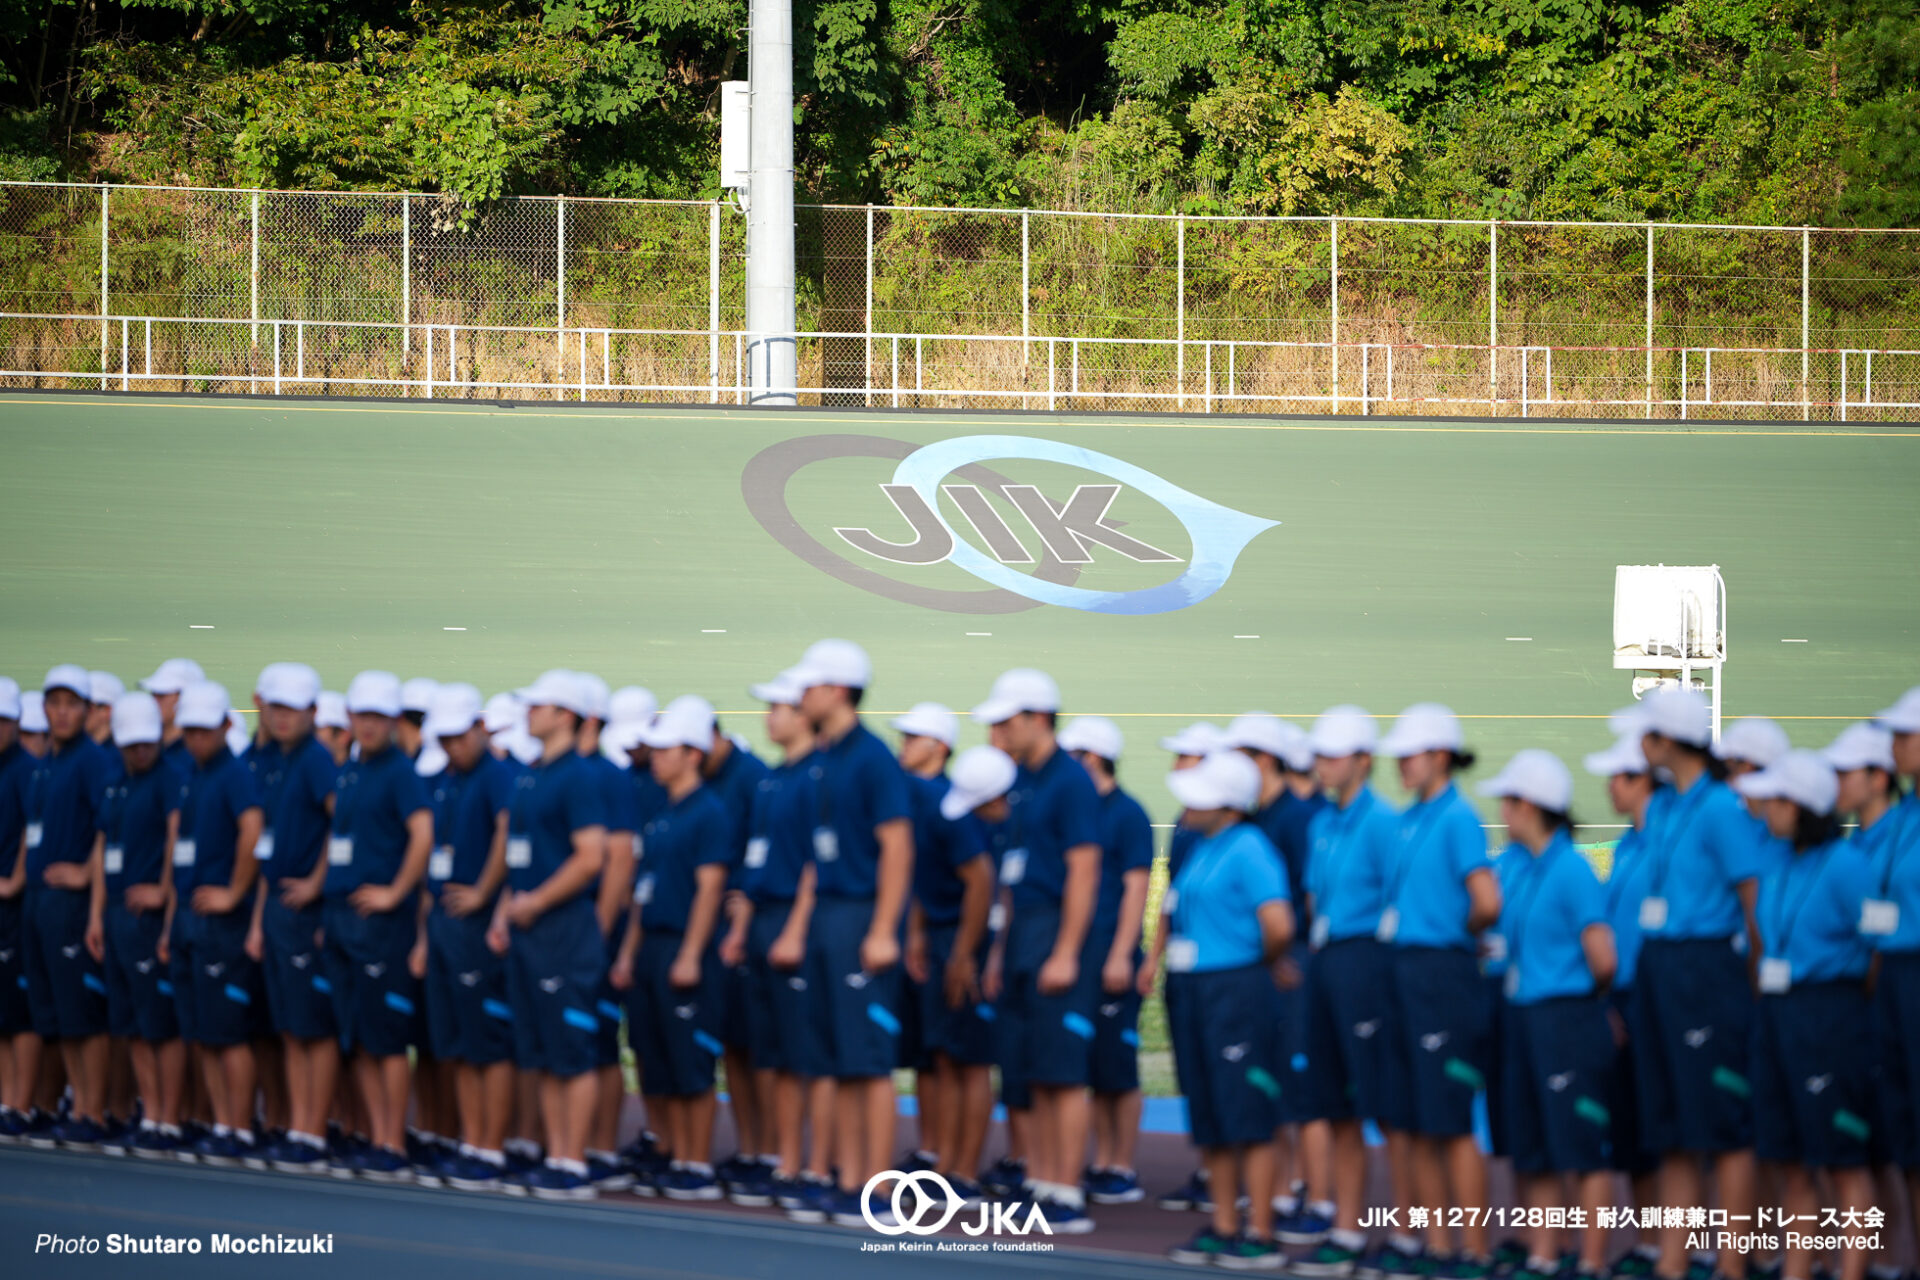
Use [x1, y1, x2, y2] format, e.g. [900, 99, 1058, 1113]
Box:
[861, 816, 913, 972]
[1581, 922, 1618, 993]
[1039, 843, 1099, 995]
[1257, 900, 1296, 960]
[673, 864, 729, 988]
[510, 825, 608, 925]
[1465, 866, 1502, 933]
[1104, 866, 1150, 992]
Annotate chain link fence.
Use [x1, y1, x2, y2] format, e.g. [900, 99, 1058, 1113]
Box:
[2, 181, 1914, 418]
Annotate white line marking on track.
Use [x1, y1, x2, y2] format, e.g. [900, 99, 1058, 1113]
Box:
[1781, 638, 1808, 643]
[966, 632, 992, 637]
[443, 627, 466, 631]
[701, 629, 727, 634]
[1506, 637, 1532, 641]
[1233, 635, 1260, 639]
[189, 624, 214, 629]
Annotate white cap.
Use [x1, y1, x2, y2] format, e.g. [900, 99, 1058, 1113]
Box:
[751, 668, 809, 709]
[258, 662, 322, 710]
[1223, 712, 1312, 771]
[1583, 735, 1648, 778]
[424, 683, 485, 739]
[20, 692, 48, 733]
[1478, 749, 1575, 813]
[346, 670, 404, 718]
[1714, 717, 1791, 768]
[1876, 687, 1920, 735]
[401, 677, 441, 716]
[1823, 723, 1895, 774]
[1159, 722, 1225, 756]
[483, 693, 525, 734]
[176, 680, 232, 731]
[1058, 715, 1124, 762]
[111, 692, 163, 747]
[225, 710, 251, 756]
[141, 658, 205, 695]
[1168, 750, 1263, 813]
[609, 686, 658, 726]
[1735, 749, 1838, 816]
[971, 668, 1061, 726]
[0, 677, 19, 720]
[1380, 703, 1465, 758]
[641, 695, 717, 751]
[1610, 686, 1712, 748]
[90, 671, 125, 706]
[316, 691, 349, 730]
[518, 669, 591, 718]
[1309, 705, 1378, 759]
[573, 673, 611, 723]
[44, 664, 92, 701]
[893, 701, 960, 748]
[939, 746, 1019, 820]
[794, 639, 872, 690]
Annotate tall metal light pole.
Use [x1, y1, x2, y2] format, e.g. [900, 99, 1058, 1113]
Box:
[745, 0, 797, 405]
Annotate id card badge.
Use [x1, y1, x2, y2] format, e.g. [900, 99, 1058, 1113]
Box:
[1758, 956, 1793, 994]
[1503, 965, 1521, 1000]
[505, 836, 532, 869]
[812, 827, 839, 862]
[986, 902, 1007, 934]
[1165, 937, 1200, 973]
[1309, 915, 1332, 950]
[254, 830, 275, 861]
[326, 835, 352, 867]
[429, 846, 454, 881]
[1375, 905, 1400, 943]
[744, 837, 770, 870]
[1862, 899, 1901, 937]
[1481, 931, 1509, 965]
[1000, 848, 1028, 886]
[1161, 888, 1179, 915]
[633, 874, 655, 906]
[104, 844, 124, 876]
[24, 822, 42, 851]
[1638, 897, 1669, 931]
[173, 838, 197, 868]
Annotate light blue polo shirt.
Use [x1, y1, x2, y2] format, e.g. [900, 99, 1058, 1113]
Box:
[1604, 826, 1654, 989]
[1167, 822, 1290, 973]
[1496, 830, 1605, 1005]
[1864, 796, 1920, 954]
[1759, 838, 1873, 984]
[1387, 783, 1492, 949]
[1305, 785, 1399, 945]
[1640, 774, 1767, 941]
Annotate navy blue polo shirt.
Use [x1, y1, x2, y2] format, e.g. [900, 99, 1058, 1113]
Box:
[629, 766, 669, 832]
[580, 751, 639, 835]
[325, 743, 431, 897]
[430, 755, 513, 895]
[1387, 783, 1492, 950]
[244, 737, 288, 821]
[1640, 774, 1768, 941]
[744, 755, 817, 905]
[265, 736, 336, 883]
[1168, 822, 1201, 879]
[1758, 838, 1874, 984]
[506, 750, 605, 900]
[1166, 822, 1289, 972]
[636, 785, 730, 932]
[1305, 785, 1399, 944]
[98, 758, 179, 895]
[0, 742, 27, 880]
[708, 741, 770, 861]
[908, 773, 992, 928]
[162, 738, 193, 779]
[1093, 785, 1154, 934]
[1252, 788, 1327, 922]
[1001, 745, 1102, 912]
[27, 734, 116, 880]
[1496, 830, 1605, 1004]
[809, 721, 913, 900]
[179, 747, 264, 897]
[1605, 826, 1655, 988]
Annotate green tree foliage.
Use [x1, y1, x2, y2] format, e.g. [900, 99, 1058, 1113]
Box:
[0, 0, 1914, 225]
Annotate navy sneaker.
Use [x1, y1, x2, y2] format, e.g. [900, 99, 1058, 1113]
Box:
[1216, 1234, 1285, 1271]
[129, 1127, 184, 1160]
[268, 1138, 329, 1175]
[1156, 1168, 1211, 1212]
[0, 1107, 27, 1143]
[237, 1134, 270, 1171]
[1170, 1226, 1234, 1266]
[98, 1117, 135, 1156]
[1293, 1241, 1365, 1279]
[661, 1167, 723, 1201]
[784, 1176, 836, 1223]
[900, 1149, 938, 1173]
[773, 1176, 809, 1211]
[53, 1116, 106, 1149]
[943, 1176, 987, 1208]
[979, 1156, 1027, 1200]
[830, 1187, 888, 1229]
[523, 1164, 596, 1201]
[587, 1154, 633, 1193]
[192, 1131, 246, 1166]
[1279, 1206, 1335, 1245]
[24, 1111, 62, 1148]
[356, 1145, 414, 1183]
[1086, 1167, 1144, 1204]
[1037, 1198, 1095, 1235]
[413, 1143, 455, 1188]
[446, 1154, 504, 1192]
[727, 1164, 776, 1207]
[1358, 1245, 1425, 1280]
[328, 1144, 371, 1179]
[716, 1153, 758, 1187]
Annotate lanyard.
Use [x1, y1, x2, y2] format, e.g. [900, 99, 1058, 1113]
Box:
[1766, 846, 1831, 956]
[1387, 789, 1452, 903]
[1606, 829, 1644, 917]
[1873, 801, 1918, 898]
[1311, 789, 1369, 906]
[1504, 842, 1561, 974]
[1649, 779, 1713, 899]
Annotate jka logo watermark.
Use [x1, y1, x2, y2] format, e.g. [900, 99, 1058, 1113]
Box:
[860, 1170, 1052, 1237]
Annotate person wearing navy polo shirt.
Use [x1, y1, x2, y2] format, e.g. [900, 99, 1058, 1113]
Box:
[1379, 703, 1502, 1276]
[1057, 714, 1153, 1208]
[139, 658, 205, 780]
[611, 695, 731, 1201]
[1293, 707, 1402, 1280]
[322, 670, 433, 1183]
[168, 681, 268, 1166]
[1161, 751, 1295, 1271]
[1736, 751, 1878, 1280]
[973, 666, 1102, 1234]
[1480, 751, 1618, 1280]
[790, 639, 913, 1229]
[489, 669, 608, 1201]
[0, 678, 34, 1140]
[21, 665, 117, 1147]
[89, 691, 187, 1157]
[1619, 687, 1765, 1280]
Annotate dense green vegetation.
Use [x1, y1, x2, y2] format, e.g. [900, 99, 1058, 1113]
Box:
[0, 0, 1915, 225]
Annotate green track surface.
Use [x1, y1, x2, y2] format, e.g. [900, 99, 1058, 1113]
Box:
[4, 393, 1918, 833]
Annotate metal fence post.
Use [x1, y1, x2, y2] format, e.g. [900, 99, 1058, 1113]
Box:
[710, 201, 721, 403]
[1176, 214, 1186, 412]
[1021, 210, 1031, 365]
[865, 204, 875, 405]
[1329, 216, 1340, 414]
[1488, 219, 1497, 416]
[555, 195, 566, 401]
[1645, 224, 1654, 419]
[1801, 227, 1811, 420]
[251, 191, 261, 347]
[98, 184, 108, 390]
[402, 196, 412, 361]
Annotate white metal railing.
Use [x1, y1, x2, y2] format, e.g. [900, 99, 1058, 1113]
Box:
[5, 312, 1917, 418]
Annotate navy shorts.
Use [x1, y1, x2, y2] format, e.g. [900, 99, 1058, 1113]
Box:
[805, 896, 903, 1080]
[1876, 951, 1920, 1169]
[1606, 988, 1656, 1174]
[999, 906, 1097, 1090]
[1752, 982, 1875, 1168]
[1275, 942, 1312, 1125]
[1501, 996, 1615, 1175]
[721, 951, 754, 1056]
[1091, 963, 1144, 1095]
[626, 930, 722, 1096]
[261, 896, 334, 1041]
[321, 899, 419, 1058]
[1169, 964, 1285, 1148]
[1300, 936, 1397, 1123]
[0, 900, 28, 1035]
[103, 904, 177, 1042]
[898, 960, 929, 1073]
[1630, 937, 1754, 1154]
[1389, 946, 1492, 1137]
[424, 908, 512, 1066]
[594, 971, 625, 1071]
[177, 908, 267, 1047]
[920, 922, 998, 1068]
[505, 897, 603, 1078]
[747, 903, 822, 1076]
[23, 887, 108, 1039]
[1482, 972, 1510, 1157]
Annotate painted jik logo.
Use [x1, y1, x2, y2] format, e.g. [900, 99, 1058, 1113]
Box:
[742, 434, 1277, 615]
